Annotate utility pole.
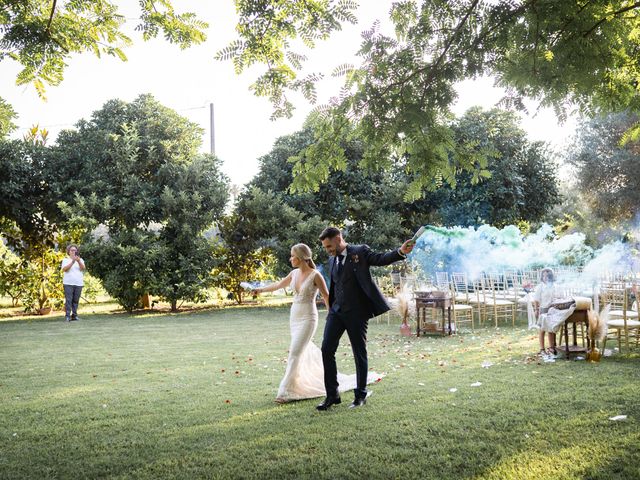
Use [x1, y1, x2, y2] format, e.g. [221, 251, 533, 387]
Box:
[209, 102, 215, 155]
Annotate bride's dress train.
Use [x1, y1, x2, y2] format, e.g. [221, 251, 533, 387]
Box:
[276, 269, 381, 402]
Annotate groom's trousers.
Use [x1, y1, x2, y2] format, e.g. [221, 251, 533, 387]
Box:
[321, 310, 369, 399]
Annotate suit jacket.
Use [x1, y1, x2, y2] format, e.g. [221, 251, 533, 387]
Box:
[329, 244, 405, 319]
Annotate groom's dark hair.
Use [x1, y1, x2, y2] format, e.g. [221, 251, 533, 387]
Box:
[319, 227, 341, 241]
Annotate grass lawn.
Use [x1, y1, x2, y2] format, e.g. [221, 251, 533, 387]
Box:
[1, 304, 639, 479]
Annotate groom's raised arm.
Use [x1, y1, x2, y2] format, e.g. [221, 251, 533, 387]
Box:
[361, 240, 414, 267]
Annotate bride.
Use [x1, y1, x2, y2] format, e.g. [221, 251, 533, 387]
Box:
[254, 243, 380, 404]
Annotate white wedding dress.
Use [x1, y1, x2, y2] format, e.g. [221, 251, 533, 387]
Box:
[276, 269, 381, 402]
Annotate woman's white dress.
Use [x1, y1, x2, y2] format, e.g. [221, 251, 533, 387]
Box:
[276, 269, 381, 402]
[530, 281, 575, 333]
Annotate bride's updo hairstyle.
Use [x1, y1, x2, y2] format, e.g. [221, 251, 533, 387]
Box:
[292, 243, 316, 269]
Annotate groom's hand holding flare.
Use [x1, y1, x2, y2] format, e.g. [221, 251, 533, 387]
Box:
[399, 239, 416, 257]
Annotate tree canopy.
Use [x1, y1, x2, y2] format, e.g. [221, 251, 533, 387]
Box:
[220, 0, 640, 197]
[434, 107, 560, 227]
[0, 0, 207, 98]
[0, 97, 17, 138]
[6, 1, 637, 200]
[235, 107, 559, 274]
[568, 111, 640, 224]
[56, 94, 229, 311]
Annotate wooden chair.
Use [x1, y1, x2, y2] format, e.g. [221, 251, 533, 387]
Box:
[601, 282, 640, 353]
[482, 272, 516, 327]
[389, 272, 402, 294]
[435, 271, 449, 290]
[508, 270, 533, 318]
[448, 281, 474, 332]
[452, 272, 483, 325]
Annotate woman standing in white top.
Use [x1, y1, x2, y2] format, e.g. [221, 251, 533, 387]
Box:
[61, 244, 86, 322]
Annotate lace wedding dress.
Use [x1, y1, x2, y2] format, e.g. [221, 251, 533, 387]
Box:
[276, 269, 381, 402]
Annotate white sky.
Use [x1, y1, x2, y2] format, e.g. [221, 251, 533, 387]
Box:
[0, 1, 576, 187]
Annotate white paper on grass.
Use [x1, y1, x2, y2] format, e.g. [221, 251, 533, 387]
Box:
[470, 382, 482, 387]
[609, 415, 627, 421]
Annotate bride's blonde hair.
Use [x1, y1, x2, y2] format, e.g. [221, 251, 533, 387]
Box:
[292, 243, 316, 269]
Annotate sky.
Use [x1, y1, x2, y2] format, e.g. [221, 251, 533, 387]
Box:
[1, 1, 577, 188]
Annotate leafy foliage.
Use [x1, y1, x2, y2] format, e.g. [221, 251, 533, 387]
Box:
[0, 139, 59, 250]
[216, 187, 313, 287]
[568, 111, 640, 225]
[230, 108, 560, 279]
[216, 0, 358, 119]
[0, 97, 17, 139]
[222, 0, 640, 196]
[435, 108, 560, 227]
[0, 243, 23, 306]
[0, 0, 207, 98]
[57, 95, 229, 311]
[18, 246, 65, 313]
[245, 128, 413, 273]
[210, 239, 276, 305]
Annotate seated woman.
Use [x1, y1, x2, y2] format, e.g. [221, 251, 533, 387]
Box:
[533, 268, 562, 357]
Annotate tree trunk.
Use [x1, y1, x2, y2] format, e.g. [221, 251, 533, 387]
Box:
[141, 293, 151, 308]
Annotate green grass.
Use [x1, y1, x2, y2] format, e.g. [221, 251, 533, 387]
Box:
[1, 306, 639, 479]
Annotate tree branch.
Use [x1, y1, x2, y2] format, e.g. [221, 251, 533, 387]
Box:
[583, 1, 640, 38]
[45, 0, 57, 34]
[374, 0, 482, 103]
[549, 0, 596, 47]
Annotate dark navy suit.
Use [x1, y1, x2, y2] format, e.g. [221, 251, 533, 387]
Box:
[322, 244, 405, 399]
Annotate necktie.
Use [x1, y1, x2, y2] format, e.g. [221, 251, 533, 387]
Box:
[335, 254, 343, 277]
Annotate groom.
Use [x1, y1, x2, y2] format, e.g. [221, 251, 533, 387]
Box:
[317, 227, 414, 410]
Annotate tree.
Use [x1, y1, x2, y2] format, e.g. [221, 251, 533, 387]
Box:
[211, 213, 277, 305]
[221, 1, 640, 197]
[435, 108, 560, 227]
[246, 108, 559, 256]
[151, 155, 228, 311]
[1, 0, 207, 98]
[215, 0, 358, 119]
[57, 95, 228, 311]
[0, 132, 67, 314]
[0, 139, 58, 250]
[222, 187, 317, 280]
[568, 111, 640, 225]
[18, 245, 65, 313]
[249, 128, 412, 243]
[0, 97, 17, 138]
[0, 242, 23, 306]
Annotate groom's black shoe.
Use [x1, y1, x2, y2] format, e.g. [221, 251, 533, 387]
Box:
[349, 390, 373, 409]
[316, 396, 341, 411]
